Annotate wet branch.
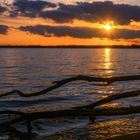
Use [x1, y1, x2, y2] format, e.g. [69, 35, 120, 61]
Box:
[75, 90, 140, 109]
[0, 74, 140, 134]
[0, 75, 140, 98]
[1, 106, 140, 134]
[1, 89, 140, 133]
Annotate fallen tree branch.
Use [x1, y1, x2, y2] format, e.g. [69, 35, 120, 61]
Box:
[53, 75, 140, 84]
[1, 90, 140, 117]
[1, 89, 140, 133]
[0, 110, 26, 116]
[1, 106, 140, 132]
[0, 75, 140, 134]
[74, 90, 140, 109]
[0, 75, 140, 98]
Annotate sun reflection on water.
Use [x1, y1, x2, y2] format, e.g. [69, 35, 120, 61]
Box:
[104, 48, 113, 75]
[99, 49, 120, 108]
[104, 48, 111, 69]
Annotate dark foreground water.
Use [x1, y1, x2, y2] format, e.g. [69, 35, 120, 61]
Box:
[0, 48, 140, 139]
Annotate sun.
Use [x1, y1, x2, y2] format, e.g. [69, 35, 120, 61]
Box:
[103, 24, 112, 31]
[102, 21, 114, 31]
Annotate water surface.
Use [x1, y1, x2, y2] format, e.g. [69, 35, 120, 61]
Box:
[0, 48, 140, 139]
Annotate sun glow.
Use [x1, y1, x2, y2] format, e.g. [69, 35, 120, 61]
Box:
[104, 24, 112, 31]
[102, 21, 114, 31]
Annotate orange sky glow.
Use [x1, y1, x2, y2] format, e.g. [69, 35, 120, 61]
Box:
[0, 0, 140, 46]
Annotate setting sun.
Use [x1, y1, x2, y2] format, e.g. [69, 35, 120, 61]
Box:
[103, 24, 112, 31]
[102, 21, 114, 31]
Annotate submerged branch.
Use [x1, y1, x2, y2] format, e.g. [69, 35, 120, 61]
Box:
[75, 90, 140, 109]
[0, 74, 140, 134]
[1, 89, 140, 124]
[1, 106, 140, 129]
[0, 110, 26, 116]
[1, 89, 140, 133]
[0, 75, 140, 98]
[53, 75, 140, 84]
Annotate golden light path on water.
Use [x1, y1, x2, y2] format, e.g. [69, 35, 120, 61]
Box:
[89, 49, 131, 139]
[104, 48, 112, 74]
[104, 48, 111, 68]
[99, 48, 120, 108]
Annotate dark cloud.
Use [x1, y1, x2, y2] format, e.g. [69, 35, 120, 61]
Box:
[19, 25, 101, 38]
[112, 29, 140, 39]
[19, 25, 140, 39]
[0, 25, 9, 35]
[41, 1, 140, 25]
[10, 1, 140, 25]
[10, 0, 57, 17]
[0, 5, 6, 14]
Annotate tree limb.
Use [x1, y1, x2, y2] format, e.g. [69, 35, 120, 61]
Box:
[1, 106, 140, 129]
[74, 90, 140, 109]
[0, 75, 139, 98]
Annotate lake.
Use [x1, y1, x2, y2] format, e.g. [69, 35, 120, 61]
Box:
[0, 48, 140, 139]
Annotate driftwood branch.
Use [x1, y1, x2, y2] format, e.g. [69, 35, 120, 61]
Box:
[1, 106, 140, 132]
[0, 75, 140, 98]
[0, 75, 140, 134]
[1, 89, 140, 133]
[1, 89, 140, 119]
[75, 90, 140, 109]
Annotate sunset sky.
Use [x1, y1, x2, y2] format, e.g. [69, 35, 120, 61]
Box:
[0, 0, 140, 46]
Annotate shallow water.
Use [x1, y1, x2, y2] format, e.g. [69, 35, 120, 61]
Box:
[0, 48, 140, 139]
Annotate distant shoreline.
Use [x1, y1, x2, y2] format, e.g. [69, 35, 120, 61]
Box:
[0, 45, 140, 49]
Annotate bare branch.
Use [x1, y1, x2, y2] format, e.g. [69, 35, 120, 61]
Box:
[74, 90, 140, 109]
[0, 75, 139, 98]
[1, 106, 140, 129]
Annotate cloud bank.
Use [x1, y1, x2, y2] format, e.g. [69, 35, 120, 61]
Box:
[0, 5, 6, 14]
[19, 25, 140, 39]
[10, 0, 57, 17]
[0, 25, 9, 35]
[7, 1, 140, 25]
[1, 1, 140, 42]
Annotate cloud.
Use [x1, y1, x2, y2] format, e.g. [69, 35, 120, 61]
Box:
[19, 25, 101, 38]
[19, 25, 140, 39]
[0, 25, 9, 35]
[10, 0, 57, 17]
[9, 1, 140, 25]
[41, 1, 140, 25]
[0, 5, 6, 14]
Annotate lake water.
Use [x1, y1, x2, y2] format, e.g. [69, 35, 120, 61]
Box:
[0, 48, 140, 139]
